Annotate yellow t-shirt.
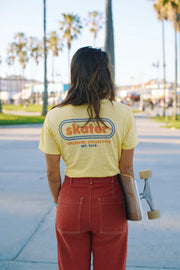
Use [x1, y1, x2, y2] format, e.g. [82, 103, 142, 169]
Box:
[39, 99, 138, 177]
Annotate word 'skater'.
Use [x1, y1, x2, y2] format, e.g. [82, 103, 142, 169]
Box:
[66, 123, 108, 135]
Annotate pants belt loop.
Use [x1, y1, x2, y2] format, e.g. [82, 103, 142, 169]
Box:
[70, 177, 73, 184]
[90, 178, 93, 185]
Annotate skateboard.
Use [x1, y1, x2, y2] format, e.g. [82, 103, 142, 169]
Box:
[119, 170, 160, 221]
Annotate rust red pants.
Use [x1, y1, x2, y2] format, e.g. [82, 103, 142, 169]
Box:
[55, 175, 128, 270]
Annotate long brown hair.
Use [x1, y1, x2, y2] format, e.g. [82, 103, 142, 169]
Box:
[54, 46, 115, 125]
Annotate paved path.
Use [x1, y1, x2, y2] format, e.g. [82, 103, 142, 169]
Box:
[2, 110, 41, 116]
[0, 115, 180, 270]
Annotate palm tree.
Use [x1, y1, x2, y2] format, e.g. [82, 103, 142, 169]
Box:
[7, 42, 16, 65]
[175, 13, 180, 116]
[14, 32, 28, 75]
[162, 0, 180, 120]
[59, 13, 82, 82]
[42, 0, 48, 116]
[47, 31, 63, 85]
[29, 37, 43, 66]
[86, 11, 103, 47]
[153, 0, 168, 117]
[6, 43, 17, 99]
[167, 1, 180, 120]
[14, 32, 29, 99]
[6, 42, 17, 79]
[105, 0, 115, 83]
[28, 37, 43, 104]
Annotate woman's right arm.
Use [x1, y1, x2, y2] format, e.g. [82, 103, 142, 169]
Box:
[119, 148, 135, 179]
[45, 153, 61, 204]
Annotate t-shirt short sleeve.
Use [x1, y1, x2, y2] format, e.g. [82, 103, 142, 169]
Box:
[39, 114, 61, 155]
[121, 109, 138, 150]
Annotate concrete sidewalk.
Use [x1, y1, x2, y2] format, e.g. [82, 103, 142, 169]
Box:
[0, 115, 180, 270]
[2, 110, 41, 116]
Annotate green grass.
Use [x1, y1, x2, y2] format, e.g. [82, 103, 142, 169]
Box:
[0, 113, 45, 125]
[3, 105, 141, 114]
[153, 115, 180, 129]
[2, 104, 52, 112]
[3, 104, 141, 114]
[133, 110, 141, 114]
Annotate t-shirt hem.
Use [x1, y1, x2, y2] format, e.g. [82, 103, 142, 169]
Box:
[39, 145, 61, 155]
[121, 140, 139, 150]
[64, 171, 120, 178]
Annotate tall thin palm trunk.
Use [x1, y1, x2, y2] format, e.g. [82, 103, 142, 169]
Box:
[52, 55, 55, 84]
[68, 45, 70, 83]
[105, 0, 115, 83]
[21, 68, 25, 104]
[42, 0, 48, 116]
[52, 55, 55, 103]
[173, 25, 177, 121]
[162, 20, 166, 117]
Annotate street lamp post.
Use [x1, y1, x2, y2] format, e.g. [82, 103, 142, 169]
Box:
[42, 0, 48, 116]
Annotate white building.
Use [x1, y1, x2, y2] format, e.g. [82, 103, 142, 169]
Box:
[0, 75, 40, 103]
[117, 79, 178, 101]
[0, 75, 69, 104]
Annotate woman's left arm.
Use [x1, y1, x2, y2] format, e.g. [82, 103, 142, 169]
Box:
[45, 153, 61, 204]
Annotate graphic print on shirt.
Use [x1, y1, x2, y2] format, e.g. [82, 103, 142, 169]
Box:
[59, 118, 115, 148]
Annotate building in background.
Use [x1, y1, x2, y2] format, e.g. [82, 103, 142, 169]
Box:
[0, 75, 40, 103]
[1, 75, 179, 109]
[116, 79, 179, 109]
[0, 75, 69, 105]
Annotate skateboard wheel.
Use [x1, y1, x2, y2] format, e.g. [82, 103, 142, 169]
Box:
[147, 210, 160, 219]
[139, 170, 152, 179]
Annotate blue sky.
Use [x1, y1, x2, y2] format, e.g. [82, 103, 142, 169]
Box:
[0, 0, 175, 85]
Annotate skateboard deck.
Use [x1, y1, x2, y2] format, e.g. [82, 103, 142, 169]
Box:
[119, 170, 160, 221]
[119, 174, 143, 221]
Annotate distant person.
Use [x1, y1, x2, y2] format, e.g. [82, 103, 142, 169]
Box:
[39, 46, 138, 270]
[150, 100, 154, 110]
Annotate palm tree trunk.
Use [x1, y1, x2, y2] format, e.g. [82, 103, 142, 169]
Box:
[52, 55, 54, 84]
[68, 44, 70, 83]
[105, 0, 115, 83]
[162, 20, 166, 117]
[22, 67, 25, 104]
[42, 0, 48, 116]
[52, 55, 56, 104]
[173, 26, 177, 121]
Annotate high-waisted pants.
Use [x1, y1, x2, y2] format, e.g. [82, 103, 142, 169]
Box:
[55, 175, 128, 270]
